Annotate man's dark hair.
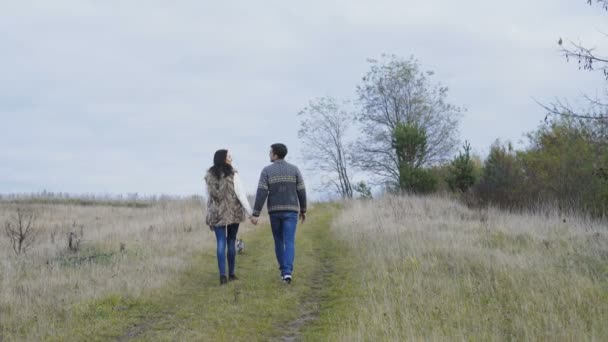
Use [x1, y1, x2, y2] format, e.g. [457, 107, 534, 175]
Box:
[271, 143, 288, 159]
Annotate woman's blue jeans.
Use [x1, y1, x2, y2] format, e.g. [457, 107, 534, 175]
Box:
[214, 223, 239, 276]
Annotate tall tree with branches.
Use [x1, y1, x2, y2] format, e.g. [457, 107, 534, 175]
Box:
[353, 54, 462, 186]
[298, 97, 354, 198]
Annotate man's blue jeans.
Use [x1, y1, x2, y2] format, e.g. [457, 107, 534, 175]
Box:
[269, 211, 298, 277]
[214, 223, 239, 276]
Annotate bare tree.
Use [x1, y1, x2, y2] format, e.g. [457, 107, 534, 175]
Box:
[591, 0, 608, 9]
[549, 0, 608, 120]
[298, 97, 354, 198]
[537, 97, 608, 122]
[4, 207, 38, 255]
[354, 54, 462, 186]
[560, 39, 608, 79]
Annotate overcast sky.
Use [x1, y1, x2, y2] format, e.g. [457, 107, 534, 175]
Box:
[1, 0, 606, 197]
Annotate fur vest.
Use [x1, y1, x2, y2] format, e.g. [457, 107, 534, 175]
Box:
[205, 171, 246, 228]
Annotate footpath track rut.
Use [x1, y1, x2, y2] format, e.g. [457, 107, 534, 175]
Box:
[111, 205, 339, 342]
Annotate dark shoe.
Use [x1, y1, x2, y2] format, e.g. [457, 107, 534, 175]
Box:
[220, 275, 228, 285]
[229, 274, 238, 281]
[282, 274, 292, 284]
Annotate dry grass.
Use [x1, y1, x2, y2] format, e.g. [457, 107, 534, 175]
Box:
[330, 195, 608, 340]
[0, 198, 260, 340]
[3, 195, 607, 340]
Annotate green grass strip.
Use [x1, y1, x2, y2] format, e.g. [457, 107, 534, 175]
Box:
[44, 203, 357, 341]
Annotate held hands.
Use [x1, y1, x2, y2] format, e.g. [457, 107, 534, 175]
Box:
[248, 214, 304, 225]
[249, 216, 259, 225]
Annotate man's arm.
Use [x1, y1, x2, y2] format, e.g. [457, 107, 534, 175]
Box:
[252, 168, 269, 217]
[296, 167, 307, 214]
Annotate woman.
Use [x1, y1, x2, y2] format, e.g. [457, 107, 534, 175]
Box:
[205, 149, 253, 285]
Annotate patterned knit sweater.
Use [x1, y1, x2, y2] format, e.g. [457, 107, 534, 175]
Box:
[252, 159, 307, 216]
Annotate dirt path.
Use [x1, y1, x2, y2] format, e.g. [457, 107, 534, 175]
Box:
[109, 205, 340, 342]
[275, 222, 336, 342]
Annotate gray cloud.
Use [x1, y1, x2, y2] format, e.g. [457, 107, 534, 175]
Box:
[1, 0, 606, 196]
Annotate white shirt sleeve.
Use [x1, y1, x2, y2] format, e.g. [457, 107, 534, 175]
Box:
[233, 172, 253, 216]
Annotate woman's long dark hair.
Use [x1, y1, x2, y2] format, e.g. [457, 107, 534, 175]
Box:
[208, 149, 233, 179]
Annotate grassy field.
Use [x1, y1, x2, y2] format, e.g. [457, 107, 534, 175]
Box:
[91, 203, 342, 341]
[326, 195, 608, 340]
[0, 198, 216, 340]
[1, 196, 607, 341]
[0, 199, 349, 341]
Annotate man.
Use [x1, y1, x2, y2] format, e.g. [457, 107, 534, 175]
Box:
[251, 143, 307, 284]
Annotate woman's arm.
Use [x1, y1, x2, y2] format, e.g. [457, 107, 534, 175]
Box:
[233, 172, 253, 216]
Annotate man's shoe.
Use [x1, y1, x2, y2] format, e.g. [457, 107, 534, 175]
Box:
[229, 274, 238, 281]
[282, 275, 292, 284]
[220, 275, 228, 285]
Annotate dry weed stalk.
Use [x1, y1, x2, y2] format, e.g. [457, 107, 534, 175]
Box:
[4, 207, 38, 255]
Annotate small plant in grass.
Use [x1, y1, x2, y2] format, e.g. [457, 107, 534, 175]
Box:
[4, 207, 38, 255]
[354, 181, 373, 199]
[68, 232, 81, 252]
[68, 221, 85, 252]
[56, 246, 115, 267]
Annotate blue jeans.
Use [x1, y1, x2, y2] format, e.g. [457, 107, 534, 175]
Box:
[214, 224, 239, 276]
[269, 211, 298, 276]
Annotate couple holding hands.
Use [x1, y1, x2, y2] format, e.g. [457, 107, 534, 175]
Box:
[204, 143, 307, 285]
